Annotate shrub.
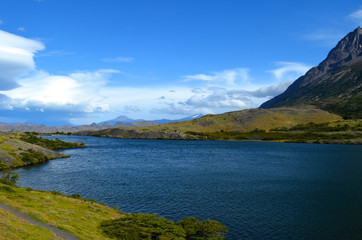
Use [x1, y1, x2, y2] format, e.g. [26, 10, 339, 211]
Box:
[0, 167, 19, 186]
[177, 217, 228, 240]
[100, 214, 228, 240]
[100, 213, 186, 239]
[69, 193, 82, 199]
[0, 184, 15, 192]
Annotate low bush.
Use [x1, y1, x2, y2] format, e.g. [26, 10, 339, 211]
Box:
[0, 167, 19, 186]
[100, 213, 228, 240]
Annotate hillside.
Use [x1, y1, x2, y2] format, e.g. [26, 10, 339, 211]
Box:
[260, 27, 362, 119]
[75, 107, 353, 142]
[0, 132, 85, 170]
[158, 107, 342, 133]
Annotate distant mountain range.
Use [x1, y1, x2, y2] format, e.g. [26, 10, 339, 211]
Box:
[0, 114, 204, 133]
[99, 114, 205, 126]
[260, 27, 362, 119]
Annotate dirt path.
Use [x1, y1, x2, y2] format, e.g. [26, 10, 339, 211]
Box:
[0, 201, 80, 240]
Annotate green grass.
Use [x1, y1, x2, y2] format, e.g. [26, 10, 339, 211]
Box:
[0, 184, 122, 239]
[0, 208, 62, 240]
[0, 132, 79, 170]
[0, 184, 228, 240]
[185, 119, 362, 144]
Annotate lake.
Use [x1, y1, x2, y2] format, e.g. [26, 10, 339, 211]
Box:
[15, 135, 362, 240]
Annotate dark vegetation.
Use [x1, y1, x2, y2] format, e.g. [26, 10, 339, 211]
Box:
[271, 121, 362, 132]
[100, 213, 228, 240]
[186, 121, 362, 144]
[20, 132, 86, 150]
[0, 167, 19, 186]
[19, 149, 50, 164]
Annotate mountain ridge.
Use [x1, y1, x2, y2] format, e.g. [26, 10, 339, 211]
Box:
[260, 27, 362, 119]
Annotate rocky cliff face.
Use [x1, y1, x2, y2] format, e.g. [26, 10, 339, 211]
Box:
[260, 27, 362, 119]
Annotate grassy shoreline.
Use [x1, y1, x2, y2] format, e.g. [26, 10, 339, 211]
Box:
[0, 184, 228, 240]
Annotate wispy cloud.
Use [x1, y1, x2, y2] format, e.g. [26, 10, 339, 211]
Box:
[350, 9, 362, 19]
[269, 62, 311, 81]
[36, 50, 75, 57]
[0, 20, 3, 25]
[17, 27, 25, 32]
[184, 68, 249, 86]
[101, 56, 134, 63]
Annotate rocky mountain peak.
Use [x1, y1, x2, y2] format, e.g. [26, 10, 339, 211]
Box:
[325, 26, 362, 62]
[311, 26, 362, 78]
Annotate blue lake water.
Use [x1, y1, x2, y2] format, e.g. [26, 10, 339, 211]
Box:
[15, 136, 362, 240]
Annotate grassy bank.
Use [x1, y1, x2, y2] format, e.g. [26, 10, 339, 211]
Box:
[0, 184, 228, 239]
[0, 132, 86, 170]
[0, 184, 122, 239]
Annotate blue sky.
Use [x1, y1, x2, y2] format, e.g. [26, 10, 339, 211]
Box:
[0, 0, 361, 125]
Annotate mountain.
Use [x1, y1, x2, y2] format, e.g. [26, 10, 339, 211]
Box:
[100, 114, 204, 125]
[153, 114, 205, 124]
[260, 27, 362, 119]
[98, 115, 143, 125]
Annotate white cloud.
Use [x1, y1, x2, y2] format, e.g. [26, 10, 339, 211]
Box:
[184, 68, 249, 86]
[184, 74, 214, 82]
[248, 80, 293, 98]
[152, 87, 252, 117]
[0, 30, 44, 90]
[151, 63, 312, 117]
[186, 87, 247, 109]
[152, 102, 208, 116]
[101, 56, 134, 63]
[269, 62, 310, 81]
[0, 94, 13, 110]
[350, 9, 362, 19]
[2, 69, 118, 114]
